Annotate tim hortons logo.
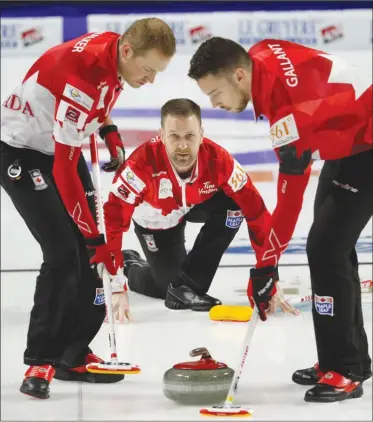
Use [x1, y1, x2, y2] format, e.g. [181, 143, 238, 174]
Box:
[3, 94, 34, 117]
[199, 181, 217, 195]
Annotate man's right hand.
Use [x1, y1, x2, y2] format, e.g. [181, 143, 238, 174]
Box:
[111, 272, 132, 322]
[247, 266, 278, 321]
[86, 234, 117, 276]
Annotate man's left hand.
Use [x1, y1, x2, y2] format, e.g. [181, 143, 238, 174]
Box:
[99, 125, 125, 172]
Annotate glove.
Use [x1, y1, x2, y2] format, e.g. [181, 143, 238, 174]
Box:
[278, 145, 312, 175]
[247, 266, 278, 321]
[99, 125, 125, 172]
[107, 272, 133, 323]
[86, 234, 118, 276]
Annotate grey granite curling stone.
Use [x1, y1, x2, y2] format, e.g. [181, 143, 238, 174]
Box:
[163, 347, 234, 405]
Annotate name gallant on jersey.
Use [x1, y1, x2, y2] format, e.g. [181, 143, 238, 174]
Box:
[268, 43, 298, 87]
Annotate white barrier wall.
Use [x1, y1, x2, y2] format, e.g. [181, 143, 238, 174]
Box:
[87, 10, 372, 53]
[0, 17, 63, 57]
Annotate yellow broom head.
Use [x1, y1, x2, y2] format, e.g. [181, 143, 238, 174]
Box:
[209, 305, 253, 322]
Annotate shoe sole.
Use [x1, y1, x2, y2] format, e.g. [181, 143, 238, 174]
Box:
[165, 299, 189, 310]
[165, 299, 214, 312]
[54, 370, 124, 383]
[292, 375, 320, 386]
[304, 386, 363, 403]
[20, 387, 49, 399]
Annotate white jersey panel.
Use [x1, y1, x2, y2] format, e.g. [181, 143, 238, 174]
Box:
[132, 201, 195, 230]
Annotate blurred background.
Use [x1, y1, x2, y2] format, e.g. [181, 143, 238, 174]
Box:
[1, 1, 372, 271]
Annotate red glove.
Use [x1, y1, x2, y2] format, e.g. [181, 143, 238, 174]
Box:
[86, 234, 117, 276]
[99, 125, 125, 172]
[111, 248, 124, 270]
[247, 266, 278, 321]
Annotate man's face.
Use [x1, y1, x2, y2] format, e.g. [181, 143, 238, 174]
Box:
[196, 70, 252, 113]
[160, 114, 203, 173]
[119, 46, 172, 88]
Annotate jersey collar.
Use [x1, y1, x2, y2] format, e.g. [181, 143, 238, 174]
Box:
[107, 35, 124, 88]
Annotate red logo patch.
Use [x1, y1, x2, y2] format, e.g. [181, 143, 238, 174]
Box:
[118, 184, 130, 198]
[65, 106, 80, 124]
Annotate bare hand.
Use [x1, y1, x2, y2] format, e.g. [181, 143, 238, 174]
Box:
[110, 272, 133, 323]
[112, 291, 133, 323]
[268, 282, 300, 316]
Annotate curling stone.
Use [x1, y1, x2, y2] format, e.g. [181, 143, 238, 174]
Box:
[163, 347, 234, 405]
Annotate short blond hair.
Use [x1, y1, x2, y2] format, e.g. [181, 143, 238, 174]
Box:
[120, 17, 176, 57]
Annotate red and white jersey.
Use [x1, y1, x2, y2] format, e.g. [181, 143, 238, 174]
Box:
[249, 39, 372, 160]
[1, 31, 123, 154]
[1, 32, 125, 240]
[104, 136, 272, 260]
[248, 40, 372, 269]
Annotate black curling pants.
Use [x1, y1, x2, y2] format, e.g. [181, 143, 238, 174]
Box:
[306, 149, 373, 379]
[0, 141, 105, 369]
[128, 191, 243, 299]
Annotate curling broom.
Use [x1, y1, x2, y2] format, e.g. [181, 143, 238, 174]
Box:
[209, 280, 372, 322]
[86, 133, 140, 375]
[200, 308, 259, 417]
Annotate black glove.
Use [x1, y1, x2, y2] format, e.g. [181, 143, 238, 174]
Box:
[99, 125, 125, 172]
[247, 266, 278, 321]
[278, 145, 312, 175]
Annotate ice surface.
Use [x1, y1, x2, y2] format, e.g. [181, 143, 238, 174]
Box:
[1, 267, 372, 421]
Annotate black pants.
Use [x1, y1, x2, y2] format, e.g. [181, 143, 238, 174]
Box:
[0, 141, 105, 369]
[128, 191, 243, 299]
[306, 149, 373, 379]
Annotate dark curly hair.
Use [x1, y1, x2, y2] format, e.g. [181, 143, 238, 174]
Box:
[188, 37, 252, 80]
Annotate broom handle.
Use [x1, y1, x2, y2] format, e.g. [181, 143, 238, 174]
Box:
[287, 279, 372, 307]
[89, 133, 118, 361]
[224, 308, 259, 407]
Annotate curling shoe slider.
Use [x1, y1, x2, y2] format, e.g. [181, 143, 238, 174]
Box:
[54, 352, 124, 383]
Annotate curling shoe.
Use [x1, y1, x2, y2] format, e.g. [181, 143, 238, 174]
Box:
[54, 352, 124, 383]
[20, 365, 56, 399]
[304, 371, 363, 403]
[122, 249, 148, 278]
[165, 284, 221, 312]
[292, 362, 372, 385]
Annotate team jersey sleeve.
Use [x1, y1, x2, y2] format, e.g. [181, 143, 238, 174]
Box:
[53, 75, 96, 147]
[255, 107, 313, 268]
[104, 161, 148, 253]
[219, 151, 271, 261]
[52, 71, 100, 239]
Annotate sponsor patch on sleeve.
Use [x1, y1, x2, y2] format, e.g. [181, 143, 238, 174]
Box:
[120, 166, 146, 195]
[63, 83, 94, 111]
[228, 160, 248, 192]
[56, 99, 88, 130]
[111, 178, 138, 204]
[270, 113, 300, 148]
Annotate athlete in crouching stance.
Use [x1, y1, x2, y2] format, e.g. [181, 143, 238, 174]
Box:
[103, 98, 294, 312]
